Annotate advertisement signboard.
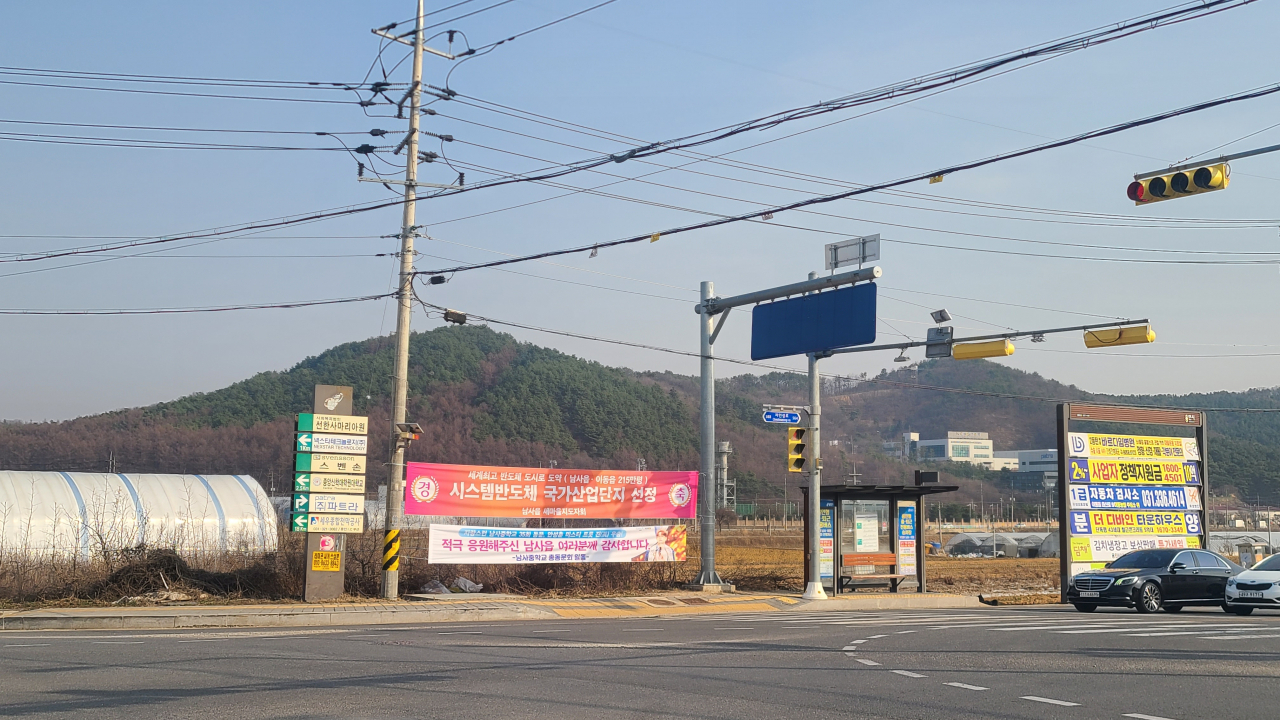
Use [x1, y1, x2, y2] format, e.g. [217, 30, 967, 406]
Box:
[295, 453, 366, 475]
[1067, 457, 1199, 485]
[897, 504, 918, 578]
[404, 463, 697, 519]
[1069, 510, 1200, 536]
[296, 433, 368, 455]
[1068, 432, 1199, 460]
[1068, 484, 1201, 511]
[294, 473, 366, 494]
[426, 524, 687, 564]
[1069, 535, 1201, 563]
[819, 499, 834, 580]
[296, 413, 369, 434]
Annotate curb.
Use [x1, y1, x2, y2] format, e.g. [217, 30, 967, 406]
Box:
[0, 593, 981, 631]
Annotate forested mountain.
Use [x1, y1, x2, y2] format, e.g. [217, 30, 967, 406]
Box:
[1, 324, 1278, 505]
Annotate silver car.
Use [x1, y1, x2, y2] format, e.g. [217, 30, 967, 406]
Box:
[1225, 553, 1280, 615]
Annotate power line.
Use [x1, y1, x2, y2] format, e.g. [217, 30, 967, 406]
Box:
[473, 0, 621, 51]
[410, 295, 1280, 412]
[0, 132, 381, 151]
[0, 66, 406, 89]
[0, 118, 400, 136]
[417, 81, 1280, 276]
[0, 78, 379, 105]
[0, 293, 393, 315]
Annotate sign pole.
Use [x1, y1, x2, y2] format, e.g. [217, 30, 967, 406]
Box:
[692, 280, 725, 588]
[1057, 403, 1070, 603]
[802, 349, 827, 600]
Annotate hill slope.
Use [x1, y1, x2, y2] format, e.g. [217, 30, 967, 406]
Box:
[1, 325, 1278, 505]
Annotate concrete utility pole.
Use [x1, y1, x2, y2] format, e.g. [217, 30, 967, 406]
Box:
[803, 272, 827, 601]
[381, 0, 425, 600]
[715, 441, 733, 509]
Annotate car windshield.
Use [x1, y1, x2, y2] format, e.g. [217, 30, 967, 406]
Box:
[1252, 554, 1280, 572]
[1109, 550, 1176, 569]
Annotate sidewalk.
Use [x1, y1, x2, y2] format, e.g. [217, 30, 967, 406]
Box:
[0, 592, 981, 631]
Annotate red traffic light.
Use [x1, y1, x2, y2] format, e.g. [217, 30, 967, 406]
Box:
[1126, 181, 1146, 202]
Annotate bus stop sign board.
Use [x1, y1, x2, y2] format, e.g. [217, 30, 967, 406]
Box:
[750, 282, 877, 360]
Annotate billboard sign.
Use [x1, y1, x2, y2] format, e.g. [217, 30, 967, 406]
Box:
[426, 524, 687, 564]
[1067, 457, 1199, 485]
[404, 463, 697, 519]
[750, 282, 876, 360]
[1069, 510, 1199, 536]
[1068, 432, 1199, 460]
[1069, 535, 1201, 563]
[1068, 484, 1201, 512]
[820, 499, 834, 580]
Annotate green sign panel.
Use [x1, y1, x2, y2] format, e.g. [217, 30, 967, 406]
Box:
[291, 514, 308, 533]
[297, 413, 369, 435]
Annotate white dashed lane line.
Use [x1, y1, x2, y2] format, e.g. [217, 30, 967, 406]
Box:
[1021, 696, 1080, 707]
[866, 634, 887, 639]
[178, 639, 227, 644]
[848, 640, 867, 644]
[896, 630, 916, 634]
[1122, 714, 1179, 720]
[348, 634, 389, 639]
[854, 659, 881, 666]
[842, 646, 860, 651]
[944, 683, 988, 691]
[4, 644, 50, 648]
[92, 641, 143, 645]
[438, 631, 483, 635]
[531, 630, 573, 634]
[890, 670, 927, 678]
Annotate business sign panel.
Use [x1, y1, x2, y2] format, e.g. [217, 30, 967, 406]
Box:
[1069, 534, 1202, 563]
[1067, 432, 1199, 461]
[1068, 484, 1202, 512]
[1069, 510, 1200, 536]
[404, 463, 697, 519]
[294, 473, 367, 494]
[296, 433, 368, 455]
[1067, 457, 1200, 486]
[292, 493, 364, 515]
[426, 524, 687, 564]
[297, 413, 369, 435]
[301, 513, 364, 534]
[295, 453, 366, 474]
[750, 282, 876, 360]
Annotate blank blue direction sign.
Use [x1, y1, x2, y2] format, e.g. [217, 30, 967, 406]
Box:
[763, 411, 802, 424]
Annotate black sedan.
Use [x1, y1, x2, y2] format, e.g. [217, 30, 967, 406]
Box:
[1066, 548, 1243, 613]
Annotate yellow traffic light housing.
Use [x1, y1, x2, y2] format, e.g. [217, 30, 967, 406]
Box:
[787, 426, 807, 473]
[1084, 324, 1156, 349]
[1128, 163, 1229, 205]
[952, 339, 1015, 360]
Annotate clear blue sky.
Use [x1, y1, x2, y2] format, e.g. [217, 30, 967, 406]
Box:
[3, 0, 1279, 421]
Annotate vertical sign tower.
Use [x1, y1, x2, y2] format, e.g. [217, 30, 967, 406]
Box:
[295, 385, 368, 602]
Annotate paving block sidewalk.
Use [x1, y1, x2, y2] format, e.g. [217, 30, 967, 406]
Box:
[0, 592, 980, 631]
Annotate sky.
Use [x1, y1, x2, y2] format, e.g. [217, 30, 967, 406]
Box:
[3, 0, 1280, 421]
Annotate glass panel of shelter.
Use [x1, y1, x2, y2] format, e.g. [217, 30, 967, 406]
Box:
[837, 499, 891, 593]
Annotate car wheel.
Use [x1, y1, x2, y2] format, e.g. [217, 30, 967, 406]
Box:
[1072, 603, 1097, 613]
[1162, 604, 1183, 613]
[1135, 582, 1163, 613]
[1231, 605, 1254, 616]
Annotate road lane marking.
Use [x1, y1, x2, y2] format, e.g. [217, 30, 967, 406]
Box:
[348, 634, 390, 639]
[849, 640, 867, 644]
[621, 628, 664, 632]
[1200, 633, 1280, 640]
[866, 634, 887, 639]
[1123, 714, 1179, 720]
[532, 630, 573, 633]
[891, 670, 927, 678]
[92, 641, 144, 644]
[714, 627, 752, 630]
[854, 659, 881, 666]
[438, 631, 482, 635]
[1058, 627, 1188, 635]
[4, 644, 50, 648]
[897, 630, 916, 634]
[1022, 696, 1080, 707]
[842, 645, 860, 650]
[945, 683, 988, 691]
[844, 652, 859, 656]
[178, 639, 227, 643]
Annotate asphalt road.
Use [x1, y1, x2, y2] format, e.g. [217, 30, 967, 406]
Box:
[3, 605, 1278, 719]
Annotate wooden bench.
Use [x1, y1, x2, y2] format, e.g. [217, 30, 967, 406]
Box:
[839, 552, 911, 592]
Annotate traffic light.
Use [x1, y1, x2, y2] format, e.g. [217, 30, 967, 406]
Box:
[787, 426, 807, 473]
[1084, 323, 1156, 349]
[952, 339, 1015, 360]
[1127, 163, 1229, 205]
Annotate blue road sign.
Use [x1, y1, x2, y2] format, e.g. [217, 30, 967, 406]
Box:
[750, 282, 876, 360]
[763, 411, 802, 424]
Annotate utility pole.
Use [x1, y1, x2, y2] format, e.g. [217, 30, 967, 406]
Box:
[381, 0, 425, 600]
[692, 281, 726, 588]
[803, 271, 827, 600]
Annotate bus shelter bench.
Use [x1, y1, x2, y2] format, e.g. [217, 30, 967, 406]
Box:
[840, 553, 910, 592]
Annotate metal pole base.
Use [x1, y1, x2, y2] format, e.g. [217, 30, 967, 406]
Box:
[693, 570, 726, 585]
[802, 581, 828, 600]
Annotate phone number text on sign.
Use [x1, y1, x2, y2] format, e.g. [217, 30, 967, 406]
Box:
[1068, 458, 1199, 486]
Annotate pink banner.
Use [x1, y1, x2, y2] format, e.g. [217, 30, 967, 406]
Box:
[404, 463, 698, 519]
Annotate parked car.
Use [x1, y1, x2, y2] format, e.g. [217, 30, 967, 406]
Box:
[1066, 548, 1242, 613]
[1224, 553, 1280, 615]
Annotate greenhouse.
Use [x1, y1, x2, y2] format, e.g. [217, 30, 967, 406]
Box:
[0, 472, 276, 558]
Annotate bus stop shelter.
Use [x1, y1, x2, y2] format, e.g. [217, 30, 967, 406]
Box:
[802, 481, 958, 594]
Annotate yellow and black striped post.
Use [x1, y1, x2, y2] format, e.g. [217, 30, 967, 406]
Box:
[382, 528, 401, 573]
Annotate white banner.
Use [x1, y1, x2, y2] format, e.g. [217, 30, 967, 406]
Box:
[426, 523, 687, 564]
